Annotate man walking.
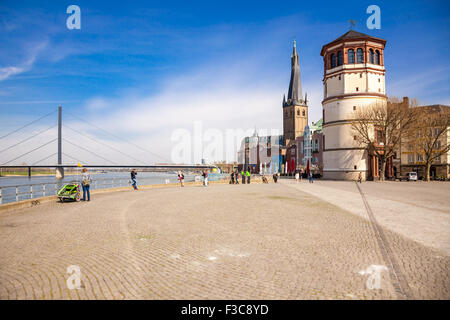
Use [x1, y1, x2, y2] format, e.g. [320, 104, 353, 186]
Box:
[246, 170, 251, 184]
[131, 169, 138, 190]
[202, 170, 208, 187]
[81, 168, 91, 201]
[358, 172, 362, 183]
[241, 170, 246, 184]
[178, 171, 185, 187]
[309, 172, 314, 183]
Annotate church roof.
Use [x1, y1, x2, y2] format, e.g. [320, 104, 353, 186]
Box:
[284, 41, 306, 107]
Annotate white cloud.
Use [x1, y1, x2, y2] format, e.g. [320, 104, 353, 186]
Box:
[0, 41, 47, 81]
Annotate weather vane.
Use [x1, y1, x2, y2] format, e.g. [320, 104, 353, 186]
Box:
[349, 20, 357, 30]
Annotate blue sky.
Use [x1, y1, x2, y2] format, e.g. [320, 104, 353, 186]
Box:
[0, 0, 449, 164]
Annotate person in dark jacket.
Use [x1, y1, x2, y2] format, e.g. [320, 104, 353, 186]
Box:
[131, 169, 138, 190]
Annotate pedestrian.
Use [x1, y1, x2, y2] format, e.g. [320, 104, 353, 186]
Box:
[273, 172, 278, 183]
[241, 170, 246, 184]
[131, 169, 138, 190]
[295, 171, 300, 182]
[358, 172, 362, 183]
[202, 170, 209, 187]
[234, 170, 239, 184]
[81, 168, 91, 201]
[230, 172, 234, 184]
[178, 170, 185, 187]
[299, 169, 303, 182]
[246, 170, 251, 184]
[309, 172, 314, 183]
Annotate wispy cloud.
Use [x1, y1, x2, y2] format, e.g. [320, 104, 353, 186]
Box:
[0, 41, 48, 81]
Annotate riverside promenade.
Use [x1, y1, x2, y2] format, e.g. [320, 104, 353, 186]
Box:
[0, 179, 448, 300]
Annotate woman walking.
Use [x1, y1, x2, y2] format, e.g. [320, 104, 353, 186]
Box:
[81, 168, 91, 201]
[178, 171, 185, 187]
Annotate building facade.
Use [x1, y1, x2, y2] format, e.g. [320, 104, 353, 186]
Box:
[320, 30, 387, 180]
[400, 104, 450, 180]
[286, 119, 324, 175]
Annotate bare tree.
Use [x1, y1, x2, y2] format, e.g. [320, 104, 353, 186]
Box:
[405, 106, 450, 181]
[351, 98, 417, 181]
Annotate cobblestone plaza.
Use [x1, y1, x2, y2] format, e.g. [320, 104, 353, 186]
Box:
[0, 180, 448, 299]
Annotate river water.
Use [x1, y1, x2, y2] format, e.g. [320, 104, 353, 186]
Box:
[0, 171, 226, 204]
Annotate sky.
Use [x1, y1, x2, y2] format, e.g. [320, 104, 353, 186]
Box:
[0, 0, 449, 165]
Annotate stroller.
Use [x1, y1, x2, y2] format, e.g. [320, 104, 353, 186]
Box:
[57, 182, 81, 202]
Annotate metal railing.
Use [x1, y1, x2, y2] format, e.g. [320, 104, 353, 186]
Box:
[0, 173, 228, 205]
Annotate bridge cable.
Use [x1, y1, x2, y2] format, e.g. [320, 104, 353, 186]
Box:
[0, 124, 57, 155]
[32, 153, 58, 165]
[62, 152, 86, 165]
[64, 124, 147, 165]
[62, 138, 118, 165]
[1, 138, 58, 165]
[66, 112, 170, 162]
[0, 110, 56, 140]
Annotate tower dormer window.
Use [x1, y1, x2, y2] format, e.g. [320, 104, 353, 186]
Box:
[357, 48, 364, 63]
[337, 51, 343, 66]
[348, 49, 355, 64]
[369, 49, 374, 64]
[375, 50, 380, 65]
[330, 53, 336, 68]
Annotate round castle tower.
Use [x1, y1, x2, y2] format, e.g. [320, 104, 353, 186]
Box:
[320, 30, 387, 180]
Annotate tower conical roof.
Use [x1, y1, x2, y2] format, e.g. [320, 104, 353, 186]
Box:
[287, 40, 303, 106]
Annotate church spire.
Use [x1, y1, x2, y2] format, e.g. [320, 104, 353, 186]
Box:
[287, 40, 303, 105]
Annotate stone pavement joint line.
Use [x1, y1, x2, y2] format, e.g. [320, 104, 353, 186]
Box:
[355, 182, 412, 300]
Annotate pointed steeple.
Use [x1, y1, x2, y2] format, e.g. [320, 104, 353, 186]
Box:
[282, 94, 286, 107]
[287, 39, 303, 105]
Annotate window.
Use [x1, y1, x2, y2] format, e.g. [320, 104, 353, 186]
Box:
[417, 154, 423, 162]
[376, 130, 383, 143]
[434, 128, 440, 137]
[378, 88, 381, 92]
[356, 87, 359, 91]
[408, 154, 414, 164]
[360, 73, 362, 78]
[297, 110, 300, 116]
[353, 106, 356, 111]
[357, 48, 364, 63]
[375, 50, 380, 65]
[354, 165, 357, 170]
[323, 109, 325, 123]
[330, 53, 336, 68]
[435, 156, 441, 163]
[378, 78, 380, 82]
[337, 51, 343, 66]
[348, 49, 355, 63]
[354, 135, 357, 140]
[338, 75, 341, 80]
[369, 49, 374, 64]
[314, 157, 318, 163]
[302, 110, 305, 116]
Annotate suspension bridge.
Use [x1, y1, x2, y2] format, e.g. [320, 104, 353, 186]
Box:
[0, 106, 215, 178]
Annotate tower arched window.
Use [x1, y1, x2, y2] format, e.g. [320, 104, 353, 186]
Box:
[302, 110, 305, 116]
[357, 48, 364, 63]
[348, 49, 355, 64]
[330, 53, 336, 68]
[369, 49, 374, 64]
[375, 50, 380, 65]
[337, 51, 343, 66]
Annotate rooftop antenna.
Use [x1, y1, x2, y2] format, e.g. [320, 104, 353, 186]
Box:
[349, 20, 357, 30]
